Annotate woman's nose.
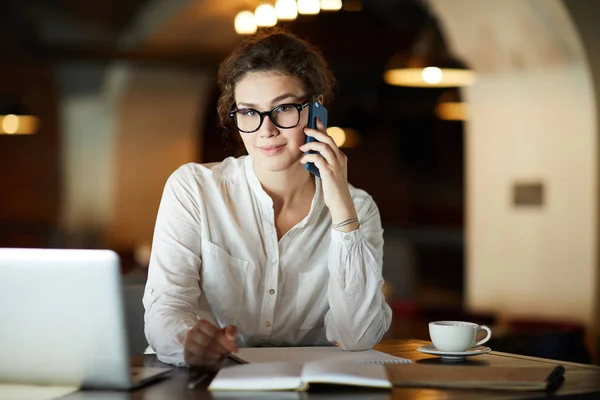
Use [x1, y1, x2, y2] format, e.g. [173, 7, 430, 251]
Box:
[258, 116, 279, 138]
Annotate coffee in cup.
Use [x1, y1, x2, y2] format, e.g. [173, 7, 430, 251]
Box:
[429, 321, 492, 352]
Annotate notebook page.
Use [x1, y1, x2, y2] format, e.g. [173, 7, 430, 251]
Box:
[211, 392, 304, 400]
[208, 362, 304, 391]
[235, 347, 411, 365]
[301, 360, 392, 389]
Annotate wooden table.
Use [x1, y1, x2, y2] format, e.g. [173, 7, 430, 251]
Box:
[63, 339, 600, 399]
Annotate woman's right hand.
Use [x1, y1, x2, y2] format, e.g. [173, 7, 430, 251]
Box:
[184, 319, 238, 367]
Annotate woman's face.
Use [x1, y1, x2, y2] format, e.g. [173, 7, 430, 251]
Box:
[233, 70, 309, 174]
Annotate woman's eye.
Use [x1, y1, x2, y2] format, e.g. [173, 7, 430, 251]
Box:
[275, 104, 294, 113]
[239, 109, 256, 117]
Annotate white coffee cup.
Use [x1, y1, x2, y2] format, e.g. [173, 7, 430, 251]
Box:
[429, 321, 492, 352]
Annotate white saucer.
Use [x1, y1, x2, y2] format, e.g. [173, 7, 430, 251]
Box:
[416, 344, 491, 361]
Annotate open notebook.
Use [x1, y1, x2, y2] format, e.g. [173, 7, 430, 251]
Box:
[209, 362, 565, 392]
[209, 360, 392, 391]
[209, 347, 410, 392]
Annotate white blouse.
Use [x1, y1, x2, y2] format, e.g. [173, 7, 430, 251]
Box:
[143, 156, 392, 366]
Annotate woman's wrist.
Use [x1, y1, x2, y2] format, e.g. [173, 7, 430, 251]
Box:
[329, 195, 359, 232]
[331, 217, 360, 232]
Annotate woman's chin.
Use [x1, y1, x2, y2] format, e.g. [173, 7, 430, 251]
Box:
[255, 155, 304, 174]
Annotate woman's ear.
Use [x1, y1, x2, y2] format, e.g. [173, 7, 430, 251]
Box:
[317, 95, 324, 105]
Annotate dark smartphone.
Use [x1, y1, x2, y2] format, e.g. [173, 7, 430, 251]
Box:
[305, 101, 328, 178]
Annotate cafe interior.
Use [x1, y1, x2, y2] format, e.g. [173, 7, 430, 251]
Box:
[1, 0, 599, 366]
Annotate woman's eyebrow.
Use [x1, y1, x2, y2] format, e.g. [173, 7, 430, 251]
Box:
[237, 93, 304, 108]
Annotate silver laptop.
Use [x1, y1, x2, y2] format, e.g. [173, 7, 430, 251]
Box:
[0, 248, 172, 389]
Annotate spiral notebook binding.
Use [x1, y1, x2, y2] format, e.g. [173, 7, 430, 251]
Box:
[361, 359, 412, 365]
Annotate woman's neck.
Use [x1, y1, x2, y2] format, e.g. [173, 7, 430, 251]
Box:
[253, 162, 315, 211]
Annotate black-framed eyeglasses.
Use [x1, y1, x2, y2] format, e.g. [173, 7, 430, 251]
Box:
[229, 99, 311, 134]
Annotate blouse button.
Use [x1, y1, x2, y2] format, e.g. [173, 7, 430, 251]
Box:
[265, 321, 271, 328]
[344, 235, 351, 241]
[269, 289, 275, 295]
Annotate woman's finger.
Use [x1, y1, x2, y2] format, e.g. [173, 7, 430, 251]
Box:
[189, 322, 231, 354]
[216, 326, 238, 353]
[300, 141, 338, 165]
[304, 127, 338, 150]
[185, 339, 223, 361]
[315, 117, 327, 133]
[223, 325, 237, 339]
[300, 153, 331, 177]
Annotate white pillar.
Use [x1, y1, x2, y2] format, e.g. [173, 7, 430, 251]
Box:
[55, 64, 118, 247]
[426, 0, 598, 340]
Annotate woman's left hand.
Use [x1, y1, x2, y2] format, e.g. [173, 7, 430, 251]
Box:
[299, 118, 358, 229]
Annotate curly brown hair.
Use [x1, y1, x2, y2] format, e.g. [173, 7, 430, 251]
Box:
[217, 27, 336, 140]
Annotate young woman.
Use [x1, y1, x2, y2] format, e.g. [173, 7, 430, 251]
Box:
[143, 28, 391, 367]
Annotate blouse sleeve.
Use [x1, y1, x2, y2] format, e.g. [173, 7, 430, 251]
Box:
[324, 194, 392, 350]
[142, 166, 216, 366]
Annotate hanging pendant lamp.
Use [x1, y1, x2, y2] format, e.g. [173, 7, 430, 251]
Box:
[384, 22, 476, 88]
[0, 97, 39, 135]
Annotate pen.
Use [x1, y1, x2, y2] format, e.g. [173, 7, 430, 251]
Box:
[227, 353, 248, 364]
[187, 372, 209, 390]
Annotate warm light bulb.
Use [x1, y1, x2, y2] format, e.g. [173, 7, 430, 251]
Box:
[0, 114, 39, 134]
[1, 114, 19, 134]
[327, 127, 346, 147]
[436, 102, 470, 121]
[320, 0, 342, 11]
[422, 67, 443, 84]
[276, 0, 298, 20]
[326, 127, 360, 148]
[384, 67, 477, 87]
[234, 11, 257, 34]
[298, 0, 320, 14]
[255, 4, 278, 27]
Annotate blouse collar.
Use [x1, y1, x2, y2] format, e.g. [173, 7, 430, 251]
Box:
[243, 155, 323, 226]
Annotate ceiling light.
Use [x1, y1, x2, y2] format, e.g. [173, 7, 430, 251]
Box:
[436, 102, 469, 121]
[327, 126, 360, 148]
[384, 23, 476, 88]
[422, 67, 442, 84]
[255, 4, 278, 27]
[276, 0, 298, 20]
[234, 11, 257, 35]
[0, 114, 39, 135]
[0, 98, 39, 135]
[327, 126, 346, 147]
[436, 89, 469, 121]
[320, 0, 342, 11]
[298, 0, 320, 15]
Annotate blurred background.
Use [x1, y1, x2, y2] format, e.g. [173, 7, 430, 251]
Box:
[1, 0, 599, 363]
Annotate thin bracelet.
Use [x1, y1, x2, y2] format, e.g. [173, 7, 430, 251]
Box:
[331, 217, 359, 229]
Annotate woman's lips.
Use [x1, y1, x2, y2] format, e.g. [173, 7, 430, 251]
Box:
[259, 144, 286, 156]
